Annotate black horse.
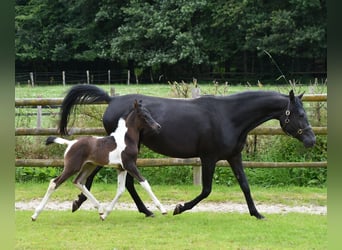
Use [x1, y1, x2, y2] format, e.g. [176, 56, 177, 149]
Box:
[59, 85, 316, 219]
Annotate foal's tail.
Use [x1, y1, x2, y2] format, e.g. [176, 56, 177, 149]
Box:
[59, 84, 112, 136]
[46, 136, 72, 146]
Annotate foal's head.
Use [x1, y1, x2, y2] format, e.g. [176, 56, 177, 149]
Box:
[126, 100, 161, 133]
[279, 90, 316, 148]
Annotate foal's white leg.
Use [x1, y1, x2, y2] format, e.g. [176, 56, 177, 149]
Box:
[31, 179, 57, 221]
[74, 183, 103, 215]
[140, 180, 167, 214]
[100, 170, 127, 221]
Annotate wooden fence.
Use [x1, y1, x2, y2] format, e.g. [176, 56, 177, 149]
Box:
[15, 94, 327, 185]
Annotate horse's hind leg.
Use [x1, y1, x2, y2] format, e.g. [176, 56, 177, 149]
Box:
[73, 165, 103, 215]
[31, 170, 73, 221]
[31, 179, 57, 221]
[100, 170, 128, 220]
[72, 165, 103, 212]
[174, 157, 216, 215]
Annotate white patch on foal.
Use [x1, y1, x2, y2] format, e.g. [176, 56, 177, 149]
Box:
[107, 118, 127, 165]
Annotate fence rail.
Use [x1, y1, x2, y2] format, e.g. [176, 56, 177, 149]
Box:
[15, 158, 327, 168]
[14, 94, 327, 106]
[15, 126, 327, 136]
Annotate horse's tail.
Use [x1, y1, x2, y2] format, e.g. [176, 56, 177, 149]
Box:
[59, 84, 112, 135]
[46, 136, 72, 146]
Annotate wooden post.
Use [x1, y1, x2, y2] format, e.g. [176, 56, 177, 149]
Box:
[191, 88, 201, 98]
[110, 87, 115, 96]
[29, 72, 34, 87]
[62, 71, 65, 86]
[127, 70, 130, 85]
[86, 70, 90, 84]
[108, 70, 111, 84]
[193, 166, 202, 186]
[36, 95, 42, 129]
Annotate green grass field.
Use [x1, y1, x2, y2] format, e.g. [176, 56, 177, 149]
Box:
[15, 82, 326, 99]
[16, 210, 326, 250]
[16, 183, 327, 249]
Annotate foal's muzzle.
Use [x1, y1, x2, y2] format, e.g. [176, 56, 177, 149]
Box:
[152, 123, 162, 133]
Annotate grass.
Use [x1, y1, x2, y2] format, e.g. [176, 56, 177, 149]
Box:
[15, 82, 325, 99]
[16, 210, 326, 249]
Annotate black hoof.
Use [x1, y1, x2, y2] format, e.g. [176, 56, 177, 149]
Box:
[173, 204, 183, 215]
[145, 212, 155, 218]
[72, 200, 80, 213]
[253, 213, 265, 220]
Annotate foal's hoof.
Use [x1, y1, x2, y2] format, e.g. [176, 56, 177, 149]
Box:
[72, 200, 80, 213]
[31, 217, 36, 222]
[173, 204, 183, 215]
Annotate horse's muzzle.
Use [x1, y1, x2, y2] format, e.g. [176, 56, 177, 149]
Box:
[303, 136, 316, 148]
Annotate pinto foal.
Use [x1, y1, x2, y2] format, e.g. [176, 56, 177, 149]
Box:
[31, 100, 167, 221]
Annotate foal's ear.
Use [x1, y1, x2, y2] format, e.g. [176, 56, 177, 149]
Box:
[133, 100, 139, 109]
[133, 99, 143, 109]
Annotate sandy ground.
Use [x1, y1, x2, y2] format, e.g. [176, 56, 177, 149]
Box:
[15, 200, 326, 215]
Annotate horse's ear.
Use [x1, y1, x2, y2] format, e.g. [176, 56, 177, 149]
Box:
[289, 90, 295, 102]
[298, 92, 305, 99]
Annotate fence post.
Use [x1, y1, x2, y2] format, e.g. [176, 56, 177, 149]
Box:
[108, 70, 111, 84]
[193, 166, 202, 185]
[62, 71, 66, 86]
[110, 87, 115, 96]
[127, 70, 130, 85]
[191, 84, 201, 185]
[29, 72, 34, 87]
[86, 70, 90, 84]
[36, 95, 42, 129]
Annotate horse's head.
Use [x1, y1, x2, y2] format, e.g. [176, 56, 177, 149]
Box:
[131, 100, 161, 133]
[279, 90, 316, 148]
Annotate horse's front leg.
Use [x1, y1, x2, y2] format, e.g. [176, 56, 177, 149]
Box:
[124, 161, 166, 215]
[173, 157, 216, 215]
[125, 171, 155, 217]
[228, 153, 264, 219]
[140, 180, 167, 215]
[100, 170, 128, 221]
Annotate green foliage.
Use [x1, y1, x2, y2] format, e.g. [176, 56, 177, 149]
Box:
[15, 0, 326, 77]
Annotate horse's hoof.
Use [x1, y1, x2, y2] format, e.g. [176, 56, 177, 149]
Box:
[72, 201, 80, 213]
[256, 214, 266, 220]
[162, 212, 167, 215]
[252, 212, 265, 220]
[145, 212, 155, 218]
[31, 217, 36, 222]
[173, 204, 183, 215]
